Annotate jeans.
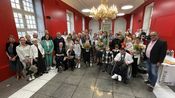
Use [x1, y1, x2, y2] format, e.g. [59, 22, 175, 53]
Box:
[146, 59, 158, 87]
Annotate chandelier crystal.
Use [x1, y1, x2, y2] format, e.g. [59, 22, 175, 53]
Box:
[90, 0, 118, 20]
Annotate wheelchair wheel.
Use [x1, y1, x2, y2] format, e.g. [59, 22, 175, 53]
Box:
[127, 65, 132, 80]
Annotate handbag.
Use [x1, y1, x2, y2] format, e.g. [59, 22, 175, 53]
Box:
[29, 64, 38, 73]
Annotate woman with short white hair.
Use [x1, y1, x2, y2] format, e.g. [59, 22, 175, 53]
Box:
[30, 38, 46, 77]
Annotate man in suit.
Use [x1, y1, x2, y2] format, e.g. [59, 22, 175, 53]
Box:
[54, 32, 66, 51]
[145, 32, 167, 91]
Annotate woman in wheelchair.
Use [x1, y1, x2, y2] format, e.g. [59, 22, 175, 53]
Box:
[55, 42, 67, 72]
[111, 48, 133, 84]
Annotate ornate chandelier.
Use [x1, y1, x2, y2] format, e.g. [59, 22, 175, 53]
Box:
[90, 0, 118, 20]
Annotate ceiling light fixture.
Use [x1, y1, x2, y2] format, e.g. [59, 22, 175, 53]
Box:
[117, 13, 125, 16]
[121, 5, 133, 10]
[90, 0, 118, 20]
[82, 9, 91, 13]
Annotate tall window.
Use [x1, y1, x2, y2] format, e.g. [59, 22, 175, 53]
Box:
[66, 10, 74, 34]
[10, 0, 37, 38]
[82, 17, 85, 31]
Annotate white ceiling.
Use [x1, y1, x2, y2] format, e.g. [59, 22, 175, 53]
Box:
[61, 0, 145, 16]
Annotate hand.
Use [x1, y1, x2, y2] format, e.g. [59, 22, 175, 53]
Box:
[24, 59, 29, 63]
[63, 57, 67, 61]
[8, 57, 12, 60]
[11, 57, 16, 61]
[125, 61, 129, 65]
[34, 58, 38, 62]
[157, 62, 161, 67]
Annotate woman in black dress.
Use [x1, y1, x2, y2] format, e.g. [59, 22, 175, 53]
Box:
[5, 35, 22, 80]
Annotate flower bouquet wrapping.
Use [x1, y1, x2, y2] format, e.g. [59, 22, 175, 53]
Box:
[133, 44, 145, 52]
[97, 41, 104, 51]
[83, 41, 91, 49]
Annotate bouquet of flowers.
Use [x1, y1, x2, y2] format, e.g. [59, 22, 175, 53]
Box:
[133, 44, 145, 52]
[83, 41, 91, 49]
[97, 41, 103, 48]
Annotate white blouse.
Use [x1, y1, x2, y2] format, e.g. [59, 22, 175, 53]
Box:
[114, 52, 134, 65]
[74, 44, 81, 56]
[30, 43, 45, 59]
[16, 45, 31, 62]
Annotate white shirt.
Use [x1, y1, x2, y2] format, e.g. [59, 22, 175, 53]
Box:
[66, 40, 74, 50]
[30, 43, 45, 59]
[146, 40, 157, 58]
[125, 42, 133, 52]
[16, 45, 31, 62]
[114, 52, 133, 64]
[74, 43, 81, 56]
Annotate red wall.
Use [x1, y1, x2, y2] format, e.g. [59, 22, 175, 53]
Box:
[124, 14, 132, 31]
[151, 0, 175, 51]
[132, 0, 154, 33]
[132, 0, 175, 51]
[0, 0, 18, 81]
[42, 0, 88, 37]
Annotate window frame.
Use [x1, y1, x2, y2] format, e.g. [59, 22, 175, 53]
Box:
[10, 0, 38, 38]
[66, 10, 74, 34]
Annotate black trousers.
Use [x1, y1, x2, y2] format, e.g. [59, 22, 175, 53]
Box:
[55, 56, 66, 68]
[66, 59, 75, 70]
[33, 57, 46, 74]
[84, 49, 90, 63]
[114, 64, 128, 81]
[132, 58, 138, 77]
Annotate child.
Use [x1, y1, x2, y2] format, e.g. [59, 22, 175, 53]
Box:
[112, 45, 120, 57]
[83, 39, 91, 66]
[102, 47, 114, 73]
[95, 38, 104, 65]
[74, 40, 81, 68]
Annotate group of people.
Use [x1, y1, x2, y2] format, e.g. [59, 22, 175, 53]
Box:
[6, 29, 167, 92]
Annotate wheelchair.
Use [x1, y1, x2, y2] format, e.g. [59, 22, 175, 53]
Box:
[111, 62, 133, 81]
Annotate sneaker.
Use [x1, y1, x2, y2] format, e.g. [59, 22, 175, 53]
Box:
[58, 66, 63, 73]
[50, 66, 54, 70]
[75, 64, 78, 68]
[31, 75, 35, 80]
[144, 80, 151, 84]
[118, 75, 122, 81]
[28, 77, 32, 81]
[90, 63, 92, 67]
[147, 84, 154, 92]
[111, 74, 118, 79]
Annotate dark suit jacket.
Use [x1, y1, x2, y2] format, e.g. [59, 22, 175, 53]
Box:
[145, 39, 167, 64]
[53, 37, 65, 51]
[55, 48, 67, 60]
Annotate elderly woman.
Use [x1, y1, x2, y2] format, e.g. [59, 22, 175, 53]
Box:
[16, 37, 32, 81]
[31, 38, 46, 77]
[41, 34, 54, 71]
[6, 35, 21, 79]
[25, 34, 32, 45]
[66, 45, 75, 71]
[55, 42, 67, 72]
[66, 36, 74, 50]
